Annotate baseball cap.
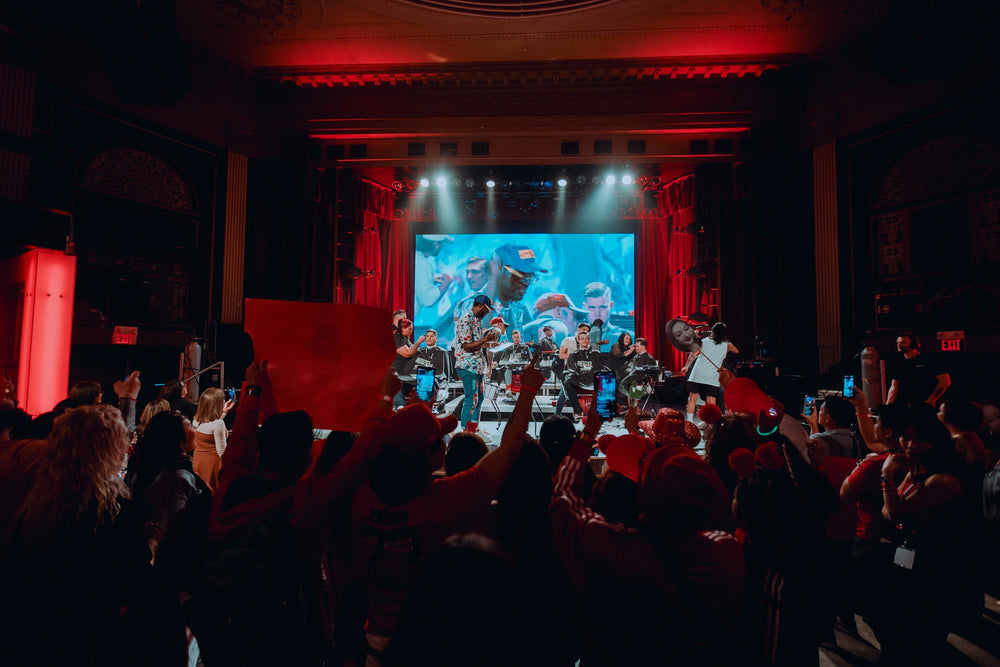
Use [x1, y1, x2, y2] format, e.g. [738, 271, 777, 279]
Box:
[869, 402, 907, 432]
[473, 294, 493, 310]
[605, 433, 654, 483]
[533, 292, 586, 315]
[490, 316, 510, 328]
[495, 244, 548, 274]
[637, 444, 730, 533]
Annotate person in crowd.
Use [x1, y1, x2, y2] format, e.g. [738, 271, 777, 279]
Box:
[445, 431, 489, 476]
[453, 294, 498, 429]
[0, 400, 30, 442]
[413, 234, 455, 321]
[160, 378, 197, 421]
[137, 398, 170, 438]
[582, 281, 629, 351]
[886, 331, 951, 407]
[865, 404, 969, 663]
[938, 398, 987, 469]
[982, 399, 1000, 467]
[733, 429, 837, 665]
[550, 400, 746, 664]
[191, 387, 234, 491]
[702, 412, 758, 496]
[351, 356, 544, 665]
[539, 414, 597, 502]
[589, 433, 651, 528]
[803, 394, 863, 460]
[557, 330, 607, 420]
[193, 361, 399, 667]
[683, 321, 738, 423]
[2, 404, 187, 666]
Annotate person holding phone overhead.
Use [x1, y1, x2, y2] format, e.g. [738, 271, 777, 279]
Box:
[683, 322, 738, 423]
[192, 387, 234, 491]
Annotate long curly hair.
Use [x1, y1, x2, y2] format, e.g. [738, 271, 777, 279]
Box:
[16, 404, 130, 547]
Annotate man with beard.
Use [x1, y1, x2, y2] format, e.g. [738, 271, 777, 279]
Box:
[582, 281, 631, 353]
[453, 243, 547, 341]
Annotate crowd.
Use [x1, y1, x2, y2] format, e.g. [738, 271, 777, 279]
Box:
[2, 330, 1000, 666]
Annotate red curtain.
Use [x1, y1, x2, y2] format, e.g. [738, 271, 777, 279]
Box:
[351, 177, 404, 308]
[377, 215, 413, 315]
[636, 173, 697, 372]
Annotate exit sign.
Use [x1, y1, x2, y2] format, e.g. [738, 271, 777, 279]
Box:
[112, 326, 138, 345]
[937, 330, 964, 352]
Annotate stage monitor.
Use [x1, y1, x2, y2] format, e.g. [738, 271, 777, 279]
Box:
[413, 232, 635, 351]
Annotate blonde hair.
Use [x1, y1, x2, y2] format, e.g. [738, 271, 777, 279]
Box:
[16, 405, 129, 547]
[194, 387, 225, 424]
[137, 398, 170, 435]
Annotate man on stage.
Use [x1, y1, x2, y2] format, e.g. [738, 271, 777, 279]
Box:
[619, 337, 659, 392]
[454, 294, 499, 428]
[557, 330, 607, 419]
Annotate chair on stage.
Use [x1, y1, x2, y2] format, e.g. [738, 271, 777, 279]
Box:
[485, 366, 546, 436]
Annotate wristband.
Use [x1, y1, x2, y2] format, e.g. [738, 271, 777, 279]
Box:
[118, 396, 136, 402]
[381, 394, 393, 402]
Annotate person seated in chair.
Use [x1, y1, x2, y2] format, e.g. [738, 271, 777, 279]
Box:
[619, 338, 658, 390]
[412, 329, 450, 411]
[559, 331, 607, 420]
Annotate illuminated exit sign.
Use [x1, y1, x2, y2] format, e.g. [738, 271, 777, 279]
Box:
[937, 330, 964, 352]
[112, 326, 138, 345]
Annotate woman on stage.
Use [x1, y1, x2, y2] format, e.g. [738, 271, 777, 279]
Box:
[683, 322, 738, 422]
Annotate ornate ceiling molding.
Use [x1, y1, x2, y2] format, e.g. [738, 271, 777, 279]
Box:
[262, 54, 799, 88]
[77, 147, 198, 215]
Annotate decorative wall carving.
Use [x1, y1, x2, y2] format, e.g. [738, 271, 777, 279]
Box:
[873, 135, 1000, 210]
[78, 147, 197, 215]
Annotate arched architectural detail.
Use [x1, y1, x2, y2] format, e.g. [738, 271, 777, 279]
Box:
[77, 145, 198, 215]
[873, 135, 1000, 210]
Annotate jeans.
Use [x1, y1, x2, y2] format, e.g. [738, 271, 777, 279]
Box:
[457, 367, 484, 426]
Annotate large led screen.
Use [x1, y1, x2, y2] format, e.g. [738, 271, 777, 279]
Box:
[413, 232, 635, 350]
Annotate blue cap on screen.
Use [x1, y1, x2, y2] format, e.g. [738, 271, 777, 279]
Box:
[494, 244, 548, 274]
[473, 294, 493, 310]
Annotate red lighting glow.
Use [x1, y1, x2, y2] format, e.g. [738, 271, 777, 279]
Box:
[17, 249, 76, 416]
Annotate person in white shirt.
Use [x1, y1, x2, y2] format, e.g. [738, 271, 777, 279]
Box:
[191, 387, 234, 490]
[683, 322, 738, 422]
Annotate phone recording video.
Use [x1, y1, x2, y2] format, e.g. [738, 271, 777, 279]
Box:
[595, 371, 617, 419]
[803, 395, 816, 417]
[842, 375, 855, 399]
[416, 367, 435, 403]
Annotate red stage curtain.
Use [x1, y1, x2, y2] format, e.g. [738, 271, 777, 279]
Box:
[377, 215, 413, 316]
[637, 173, 697, 372]
[351, 177, 398, 307]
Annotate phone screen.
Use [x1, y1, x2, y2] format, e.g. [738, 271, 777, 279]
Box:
[595, 371, 617, 419]
[416, 367, 435, 402]
[803, 395, 816, 416]
[842, 375, 855, 398]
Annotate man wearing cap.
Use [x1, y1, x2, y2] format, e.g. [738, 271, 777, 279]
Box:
[582, 281, 631, 353]
[414, 234, 456, 322]
[453, 294, 499, 427]
[453, 242, 547, 342]
[411, 329, 451, 409]
[521, 292, 586, 346]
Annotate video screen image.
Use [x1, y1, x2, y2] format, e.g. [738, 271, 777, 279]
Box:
[413, 232, 635, 350]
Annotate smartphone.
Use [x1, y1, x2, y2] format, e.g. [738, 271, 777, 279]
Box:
[226, 387, 236, 402]
[842, 375, 855, 399]
[595, 371, 617, 419]
[803, 395, 816, 417]
[416, 367, 435, 402]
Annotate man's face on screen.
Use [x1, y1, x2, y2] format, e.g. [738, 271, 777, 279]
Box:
[497, 265, 531, 302]
[466, 260, 487, 291]
[584, 295, 612, 324]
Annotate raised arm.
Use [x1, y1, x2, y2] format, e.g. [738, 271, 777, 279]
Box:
[475, 357, 545, 491]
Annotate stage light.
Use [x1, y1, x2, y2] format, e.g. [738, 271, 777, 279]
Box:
[576, 174, 587, 185]
[436, 176, 447, 188]
[605, 175, 616, 185]
[391, 180, 404, 192]
[419, 177, 430, 188]
[465, 178, 475, 188]
[486, 179, 496, 188]
[557, 177, 567, 187]
[622, 174, 633, 185]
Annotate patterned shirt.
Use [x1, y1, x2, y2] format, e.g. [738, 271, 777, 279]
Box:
[453, 309, 487, 375]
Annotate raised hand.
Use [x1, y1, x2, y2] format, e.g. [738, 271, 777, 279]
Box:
[246, 359, 268, 387]
[380, 367, 403, 400]
[520, 354, 545, 392]
[114, 370, 141, 400]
